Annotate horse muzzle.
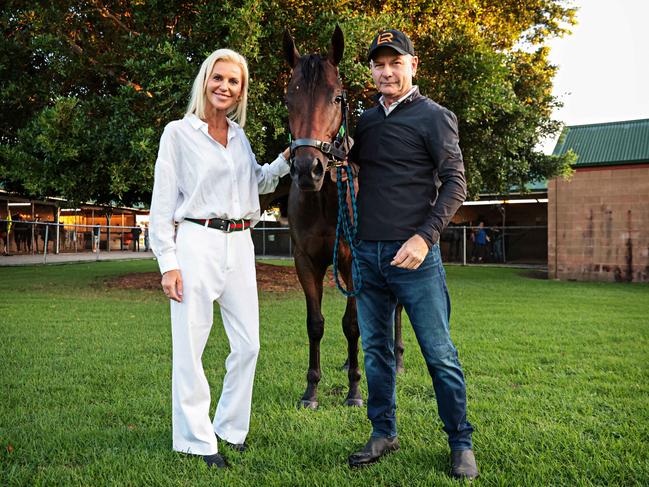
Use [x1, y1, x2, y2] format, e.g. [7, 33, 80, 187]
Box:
[290, 155, 325, 191]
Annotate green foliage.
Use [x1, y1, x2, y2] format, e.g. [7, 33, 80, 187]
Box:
[1, 0, 576, 204]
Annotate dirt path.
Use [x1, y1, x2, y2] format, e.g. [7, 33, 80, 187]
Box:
[105, 262, 336, 293]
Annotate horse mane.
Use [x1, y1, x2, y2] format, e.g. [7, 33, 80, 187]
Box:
[297, 54, 327, 95]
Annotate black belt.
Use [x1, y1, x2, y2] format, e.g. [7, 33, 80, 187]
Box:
[185, 218, 251, 232]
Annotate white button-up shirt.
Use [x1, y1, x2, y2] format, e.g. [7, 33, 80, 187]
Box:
[149, 113, 290, 273]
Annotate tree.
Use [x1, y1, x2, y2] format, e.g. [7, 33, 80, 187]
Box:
[0, 0, 576, 205]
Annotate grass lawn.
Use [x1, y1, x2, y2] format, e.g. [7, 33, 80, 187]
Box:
[1, 260, 648, 486]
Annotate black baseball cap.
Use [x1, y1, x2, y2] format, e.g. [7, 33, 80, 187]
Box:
[367, 29, 415, 61]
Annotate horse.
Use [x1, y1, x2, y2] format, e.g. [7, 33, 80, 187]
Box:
[282, 26, 404, 409]
[0, 218, 8, 254]
[12, 215, 32, 253]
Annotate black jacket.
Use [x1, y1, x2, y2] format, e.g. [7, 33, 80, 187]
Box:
[349, 88, 467, 247]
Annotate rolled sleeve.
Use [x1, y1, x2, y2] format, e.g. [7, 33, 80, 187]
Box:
[253, 153, 290, 195]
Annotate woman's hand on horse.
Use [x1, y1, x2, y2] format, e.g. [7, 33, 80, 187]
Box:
[281, 147, 290, 160]
[161, 269, 184, 302]
[390, 234, 429, 270]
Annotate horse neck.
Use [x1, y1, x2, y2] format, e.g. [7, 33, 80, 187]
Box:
[290, 176, 339, 223]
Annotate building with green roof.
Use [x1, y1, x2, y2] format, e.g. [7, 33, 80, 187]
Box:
[548, 118, 649, 282]
[553, 118, 649, 167]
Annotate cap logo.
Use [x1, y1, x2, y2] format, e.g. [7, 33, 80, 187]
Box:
[377, 32, 394, 45]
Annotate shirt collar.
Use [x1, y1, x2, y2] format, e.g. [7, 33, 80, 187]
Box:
[186, 113, 239, 142]
[378, 85, 419, 115]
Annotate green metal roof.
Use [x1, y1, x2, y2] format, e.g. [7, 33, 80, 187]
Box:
[553, 118, 649, 167]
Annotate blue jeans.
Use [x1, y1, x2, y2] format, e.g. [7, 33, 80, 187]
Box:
[355, 240, 474, 451]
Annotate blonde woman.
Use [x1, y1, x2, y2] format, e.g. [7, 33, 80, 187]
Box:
[149, 49, 290, 468]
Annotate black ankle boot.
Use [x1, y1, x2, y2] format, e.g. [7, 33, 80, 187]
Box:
[348, 436, 400, 468]
[203, 453, 229, 469]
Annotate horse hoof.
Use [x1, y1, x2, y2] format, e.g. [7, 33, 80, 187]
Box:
[396, 366, 405, 374]
[344, 398, 363, 407]
[298, 400, 318, 410]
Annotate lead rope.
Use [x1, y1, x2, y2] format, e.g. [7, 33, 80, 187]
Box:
[332, 93, 362, 297]
[333, 164, 362, 297]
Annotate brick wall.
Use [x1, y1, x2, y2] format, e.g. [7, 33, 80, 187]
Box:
[548, 164, 649, 282]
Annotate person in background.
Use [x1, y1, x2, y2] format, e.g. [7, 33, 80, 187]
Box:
[131, 224, 142, 252]
[92, 224, 100, 253]
[143, 224, 150, 252]
[474, 221, 489, 263]
[149, 48, 290, 469]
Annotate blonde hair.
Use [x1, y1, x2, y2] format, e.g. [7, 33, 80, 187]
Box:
[186, 48, 249, 127]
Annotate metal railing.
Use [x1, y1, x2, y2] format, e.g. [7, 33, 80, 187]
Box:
[251, 226, 292, 257]
[1, 219, 548, 266]
[440, 225, 547, 265]
[251, 224, 548, 265]
[0, 219, 149, 263]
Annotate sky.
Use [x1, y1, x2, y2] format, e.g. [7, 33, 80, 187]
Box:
[541, 0, 649, 153]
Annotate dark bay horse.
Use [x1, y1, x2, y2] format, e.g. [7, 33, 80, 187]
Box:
[282, 26, 404, 409]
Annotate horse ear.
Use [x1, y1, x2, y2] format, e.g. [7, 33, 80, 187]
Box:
[327, 24, 344, 66]
[283, 29, 300, 68]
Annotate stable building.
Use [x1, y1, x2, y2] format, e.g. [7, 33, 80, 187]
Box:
[548, 118, 649, 282]
[1, 190, 147, 254]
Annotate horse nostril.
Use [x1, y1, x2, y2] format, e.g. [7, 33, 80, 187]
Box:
[312, 158, 324, 178]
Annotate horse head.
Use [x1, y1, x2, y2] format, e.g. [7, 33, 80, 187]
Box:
[283, 25, 345, 192]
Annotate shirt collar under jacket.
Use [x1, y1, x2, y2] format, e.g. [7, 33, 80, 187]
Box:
[379, 85, 419, 116]
[186, 113, 238, 143]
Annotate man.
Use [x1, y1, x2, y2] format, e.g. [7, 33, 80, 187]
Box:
[131, 224, 142, 252]
[472, 221, 489, 263]
[347, 29, 478, 480]
[92, 224, 100, 253]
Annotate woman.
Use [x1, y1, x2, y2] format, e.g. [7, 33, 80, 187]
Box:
[149, 49, 290, 469]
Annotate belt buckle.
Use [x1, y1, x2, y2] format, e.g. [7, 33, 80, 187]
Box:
[204, 218, 210, 228]
[225, 220, 232, 232]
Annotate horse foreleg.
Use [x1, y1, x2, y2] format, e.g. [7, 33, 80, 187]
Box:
[295, 253, 326, 410]
[341, 296, 362, 406]
[302, 290, 325, 410]
[395, 302, 405, 374]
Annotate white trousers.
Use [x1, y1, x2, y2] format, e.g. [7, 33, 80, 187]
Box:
[170, 221, 259, 456]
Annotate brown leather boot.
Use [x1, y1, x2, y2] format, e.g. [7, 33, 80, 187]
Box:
[451, 449, 479, 479]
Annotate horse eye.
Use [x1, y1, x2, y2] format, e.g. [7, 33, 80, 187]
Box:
[334, 95, 343, 104]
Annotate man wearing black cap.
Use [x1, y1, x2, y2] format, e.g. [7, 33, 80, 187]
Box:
[347, 29, 478, 480]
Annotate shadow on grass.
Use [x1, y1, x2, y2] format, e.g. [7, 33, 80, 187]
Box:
[519, 269, 548, 280]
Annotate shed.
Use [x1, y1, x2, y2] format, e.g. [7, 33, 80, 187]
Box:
[548, 119, 649, 282]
